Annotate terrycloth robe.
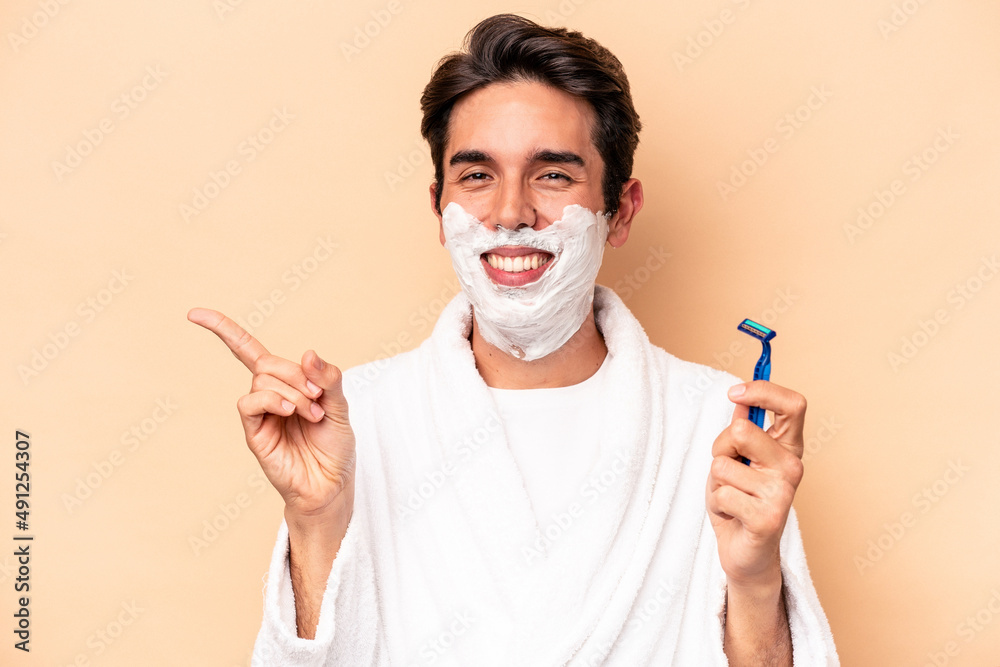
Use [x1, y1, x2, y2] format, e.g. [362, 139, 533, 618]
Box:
[252, 285, 839, 666]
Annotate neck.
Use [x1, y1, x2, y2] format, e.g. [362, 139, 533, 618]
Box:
[471, 309, 608, 389]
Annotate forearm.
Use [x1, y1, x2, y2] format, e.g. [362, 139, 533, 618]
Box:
[723, 573, 792, 666]
[286, 483, 354, 639]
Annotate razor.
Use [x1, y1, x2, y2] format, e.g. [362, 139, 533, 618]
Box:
[736, 318, 776, 464]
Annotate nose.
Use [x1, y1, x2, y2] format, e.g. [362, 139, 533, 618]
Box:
[491, 179, 536, 231]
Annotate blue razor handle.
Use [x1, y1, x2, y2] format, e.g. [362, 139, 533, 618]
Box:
[736, 318, 777, 464]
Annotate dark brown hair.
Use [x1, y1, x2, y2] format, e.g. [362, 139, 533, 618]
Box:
[420, 14, 642, 215]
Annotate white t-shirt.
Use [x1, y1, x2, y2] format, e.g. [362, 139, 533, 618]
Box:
[486, 353, 611, 526]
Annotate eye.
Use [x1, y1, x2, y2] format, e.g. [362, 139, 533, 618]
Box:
[461, 171, 491, 182]
[541, 172, 572, 182]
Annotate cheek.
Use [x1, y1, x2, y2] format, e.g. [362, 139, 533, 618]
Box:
[441, 192, 490, 222]
[537, 182, 605, 217]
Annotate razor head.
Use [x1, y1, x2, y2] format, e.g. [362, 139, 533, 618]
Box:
[737, 318, 776, 342]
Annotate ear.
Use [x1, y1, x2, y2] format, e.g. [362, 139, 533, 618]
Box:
[430, 182, 445, 246]
[606, 178, 643, 248]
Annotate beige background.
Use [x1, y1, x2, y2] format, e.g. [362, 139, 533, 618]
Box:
[1, 0, 998, 665]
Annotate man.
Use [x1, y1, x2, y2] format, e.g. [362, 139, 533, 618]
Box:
[189, 14, 838, 666]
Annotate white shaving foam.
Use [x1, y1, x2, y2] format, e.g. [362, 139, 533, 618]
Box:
[441, 202, 610, 361]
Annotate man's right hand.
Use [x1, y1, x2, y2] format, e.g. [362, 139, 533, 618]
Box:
[187, 308, 356, 521]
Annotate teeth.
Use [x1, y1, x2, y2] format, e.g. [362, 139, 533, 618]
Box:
[484, 252, 552, 273]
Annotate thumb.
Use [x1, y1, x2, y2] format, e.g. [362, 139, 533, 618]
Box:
[301, 350, 350, 423]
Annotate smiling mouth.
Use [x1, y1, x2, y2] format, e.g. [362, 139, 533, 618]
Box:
[480, 248, 555, 286]
[484, 251, 552, 272]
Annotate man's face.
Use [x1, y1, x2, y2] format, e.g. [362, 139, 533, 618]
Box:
[433, 80, 623, 287]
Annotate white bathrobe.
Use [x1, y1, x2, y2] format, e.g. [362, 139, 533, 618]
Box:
[252, 285, 839, 666]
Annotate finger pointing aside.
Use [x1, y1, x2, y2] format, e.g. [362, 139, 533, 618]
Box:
[187, 307, 269, 372]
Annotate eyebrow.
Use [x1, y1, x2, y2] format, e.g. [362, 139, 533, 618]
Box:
[449, 149, 491, 167]
[531, 149, 585, 167]
[448, 149, 586, 168]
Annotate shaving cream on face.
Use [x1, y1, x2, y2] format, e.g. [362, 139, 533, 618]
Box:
[441, 202, 610, 361]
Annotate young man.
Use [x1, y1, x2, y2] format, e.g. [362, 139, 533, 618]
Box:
[190, 14, 838, 666]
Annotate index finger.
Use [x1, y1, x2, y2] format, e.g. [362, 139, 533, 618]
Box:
[187, 307, 269, 371]
[728, 381, 806, 415]
[727, 380, 807, 444]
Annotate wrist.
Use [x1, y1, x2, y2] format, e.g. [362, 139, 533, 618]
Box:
[285, 481, 354, 537]
[727, 564, 783, 604]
